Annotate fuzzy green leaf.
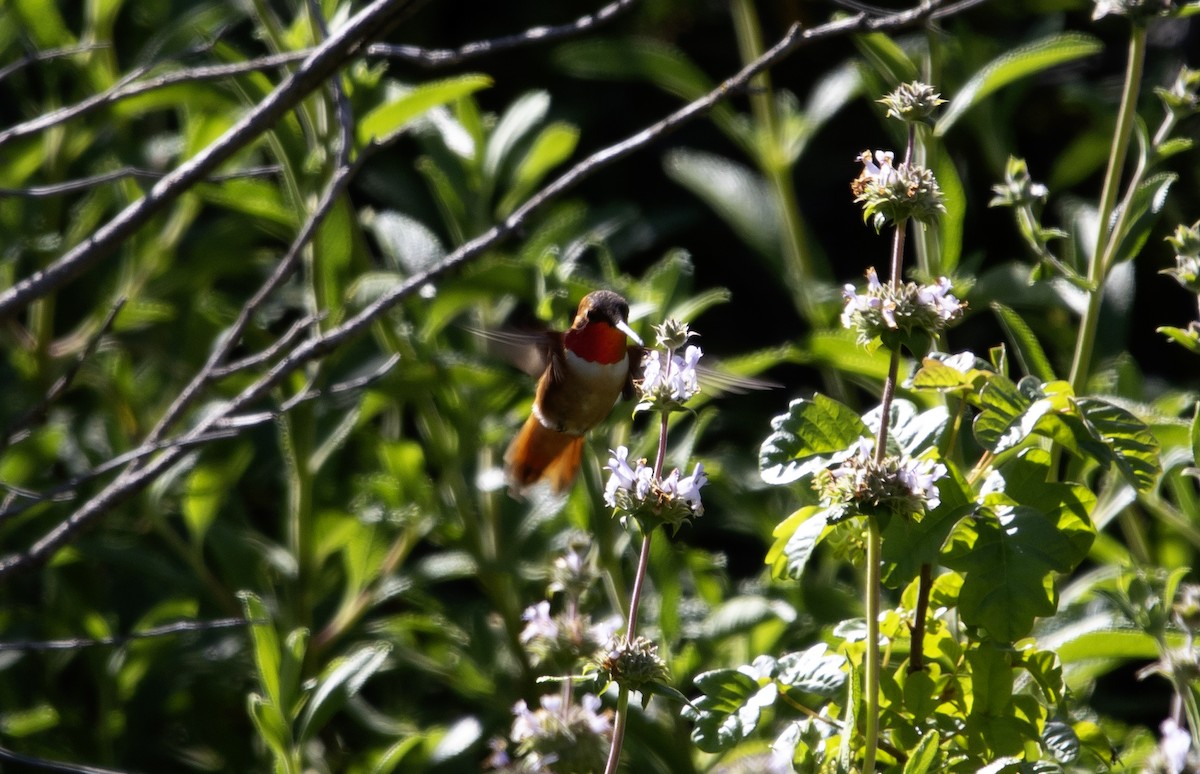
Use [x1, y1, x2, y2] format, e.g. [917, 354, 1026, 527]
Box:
[297, 642, 392, 742]
[991, 301, 1056, 382]
[685, 664, 778, 753]
[760, 395, 870, 485]
[664, 149, 781, 261]
[943, 452, 1095, 641]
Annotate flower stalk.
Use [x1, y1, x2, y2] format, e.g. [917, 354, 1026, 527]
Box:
[602, 320, 707, 774]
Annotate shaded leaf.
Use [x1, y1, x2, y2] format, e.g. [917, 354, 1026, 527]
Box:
[936, 33, 1102, 135]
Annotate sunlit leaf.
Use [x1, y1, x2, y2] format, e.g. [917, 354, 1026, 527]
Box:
[760, 395, 870, 485]
[358, 75, 493, 146]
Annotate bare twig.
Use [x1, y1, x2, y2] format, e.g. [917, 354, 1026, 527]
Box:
[0, 429, 242, 524]
[0, 43, 110, 83]
[367, 0, 638, 67]
[0, 53, 305, 149]
[0, 617, 249, 652]
[0, 165, 281, 198]
[140, 148, 373, 450]
[0, 0, 961, 578]
[0, 747, 137, 774]
[208, 313, 323, 379]
[0, 0, 419, 321]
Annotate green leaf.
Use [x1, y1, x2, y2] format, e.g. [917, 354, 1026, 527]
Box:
[498, 121, 579, 215]
[1066, 398, 1161, 492]
[1158, 325, 1200, 354]
[297, 642, 392, 741]
[684, 662, 779, 753]
[864, 399, 948, 457]
[760, 395, 870, 485]
[776, 644, 846, 697]
[903, 730, 941, 774]
[943, 452, 1095, 641]
[358, 75, 493, 146]
[239, 592, 282, 709]
[991, 302, 1056, 382]
[663, 149, 781, 261]
[911, 352, 992, 392]
[972, 373, 1032, 453]
[1043, 720, 1080, 764]
[766, 506, 829, 580]
[936, 33, 1103, 135]
[1108, 172, 1177, 264]
[853, 32, 918, 87]
[483, 90, 550, 181]
[247, 693, 292, 763]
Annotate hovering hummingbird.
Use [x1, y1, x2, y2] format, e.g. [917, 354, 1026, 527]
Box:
[479, 290, 775, 495]
[484, 290, 643, 494]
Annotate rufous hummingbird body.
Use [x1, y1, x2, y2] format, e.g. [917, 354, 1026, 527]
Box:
[499, 290, 643, 493]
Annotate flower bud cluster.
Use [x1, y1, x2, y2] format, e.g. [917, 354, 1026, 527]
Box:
[878, 81, 945, 125]
[604, 446, 707, 531]
[841, 268, 965, 349]
[1156, 66, 1200, 120]
[851, 150, 945, 231]
[1163, 221, 1200, 294]
[989, 157, 1049, 209]
[595, 635, 669, 692]
[814, 437, 947, 524]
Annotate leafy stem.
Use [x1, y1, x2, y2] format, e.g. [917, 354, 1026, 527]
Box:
[1068, 24, 1147, 394]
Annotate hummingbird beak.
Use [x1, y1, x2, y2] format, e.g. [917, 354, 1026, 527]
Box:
[615, 319, 643, 346]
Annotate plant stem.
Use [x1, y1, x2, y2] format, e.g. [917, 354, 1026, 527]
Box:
[863, 517, 883, 774]
[1068, 25, 1146, 394]
[606, 383, 672, 772]
[909, 563, 932, 673]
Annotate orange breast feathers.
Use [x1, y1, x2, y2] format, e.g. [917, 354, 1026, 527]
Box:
[563, 322, 629, 364]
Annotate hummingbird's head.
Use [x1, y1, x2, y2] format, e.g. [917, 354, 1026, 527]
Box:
[574, 290, 642, 345]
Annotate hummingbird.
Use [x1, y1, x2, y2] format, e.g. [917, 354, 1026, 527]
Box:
[492, 290, 643, 494]
[480, 290, 775, 495]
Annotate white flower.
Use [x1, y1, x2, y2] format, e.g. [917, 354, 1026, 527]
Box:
[917, 276, 965, 321]
[898, 457, 947, 508]
[857, 149, 896, 185]
[511, 699, 537, 742]
[639, 344, 703, 403]
[1161, 717, 1191, 774]
[520, 601, 558, 644]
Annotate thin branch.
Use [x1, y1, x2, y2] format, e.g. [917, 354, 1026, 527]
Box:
[208, 313, 323, 379]
[0, 429, 242, 524]
[0, 0, 963, 579]
[0, 747, 137, 774]
[0, 43, 110, 83]
[0, 617, 249, 652]
[0, 0, 419, 321]
[140, 148, 373, 450]
[0, 53, 306, 149]
[0, 165, 281, 198]
[367, 0, 638, 67]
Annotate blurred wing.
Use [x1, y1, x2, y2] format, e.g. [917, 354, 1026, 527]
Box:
[697, 365, 781, 396]
[468, 326, 562, 380]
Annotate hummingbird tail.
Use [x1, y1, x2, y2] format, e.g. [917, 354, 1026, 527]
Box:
[505, 415, 585, 493]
